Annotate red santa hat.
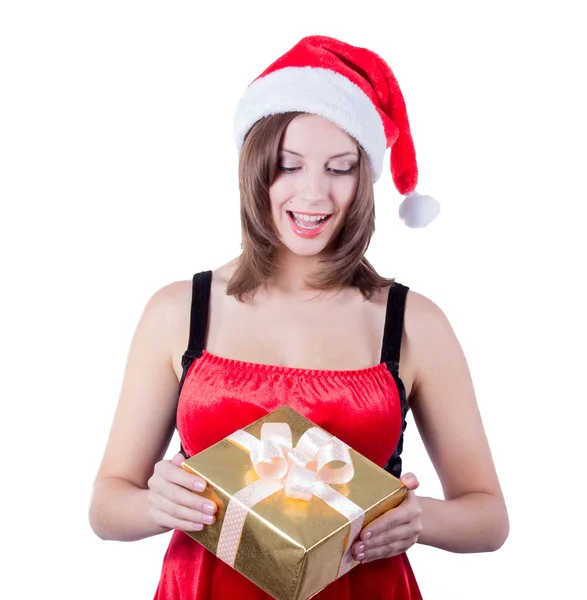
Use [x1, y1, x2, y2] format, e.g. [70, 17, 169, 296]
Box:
[233, 35, 440, 228]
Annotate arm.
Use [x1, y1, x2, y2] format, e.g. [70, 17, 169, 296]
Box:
[88, 281, 190, 542]
[406, 291, 509, 553]
[352, 291, 508, 562]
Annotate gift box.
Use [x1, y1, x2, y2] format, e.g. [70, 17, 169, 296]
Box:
[181, 405, 407, 600]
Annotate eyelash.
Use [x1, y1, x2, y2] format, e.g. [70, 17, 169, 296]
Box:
[278, 166, 355, 176]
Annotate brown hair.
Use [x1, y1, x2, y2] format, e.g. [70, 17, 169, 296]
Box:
[226, 112, 392, 301]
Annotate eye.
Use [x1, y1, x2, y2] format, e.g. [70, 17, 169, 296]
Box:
[278, 165, 300, 173]
[328, 166, 355, 176]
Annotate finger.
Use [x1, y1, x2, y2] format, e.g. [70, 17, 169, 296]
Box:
[153, 494, 217, 526]
[364, 523, 415, 550]
[352, 522, 413, 560]
[400, 472, 419, 491]
[159, 482, 217, 516]
[359, 504, 412, 541]
[150, 507, 207, 532]
[171, 453, 185, 467]
[173, 456, 208, 492]
[359, 488, 422, 542]
[155, 459, 208, 493]
[361, 538, 415, 563]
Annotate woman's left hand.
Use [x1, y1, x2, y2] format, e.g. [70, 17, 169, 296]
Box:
[351, 472, 422, 563]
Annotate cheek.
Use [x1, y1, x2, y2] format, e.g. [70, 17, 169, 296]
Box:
[334, 177, 359, 213]
[269, 176, 294, 207]
[268, 178, 294, 229]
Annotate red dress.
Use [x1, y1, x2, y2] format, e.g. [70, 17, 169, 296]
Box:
[154, 272, 422, 599]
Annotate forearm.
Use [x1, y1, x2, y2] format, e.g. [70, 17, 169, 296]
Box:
[417, 492, 509, 553]
[89, 477, 170, 542]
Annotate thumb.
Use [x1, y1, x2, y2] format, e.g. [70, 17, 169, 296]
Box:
[400, 472, 420, 491]
[171, 453, 185, 467]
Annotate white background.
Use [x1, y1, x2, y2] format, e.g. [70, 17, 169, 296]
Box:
[1, 1, 586, 598]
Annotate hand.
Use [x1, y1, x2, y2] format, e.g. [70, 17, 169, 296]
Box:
[351, 472, 422, 563]
[147, 453, 217, 532]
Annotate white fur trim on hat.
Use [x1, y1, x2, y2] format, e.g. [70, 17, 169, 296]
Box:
[233, 67, 387, 181]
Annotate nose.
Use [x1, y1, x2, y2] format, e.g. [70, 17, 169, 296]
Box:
[298, 167, 327, 203]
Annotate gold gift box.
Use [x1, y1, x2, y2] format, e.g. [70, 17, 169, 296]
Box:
[181, 405, 406, 600]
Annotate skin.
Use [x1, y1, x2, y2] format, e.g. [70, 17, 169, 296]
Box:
[89, 114, 509, 565]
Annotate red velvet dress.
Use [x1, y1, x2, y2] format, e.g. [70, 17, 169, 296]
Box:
[153, 272, 422, 599]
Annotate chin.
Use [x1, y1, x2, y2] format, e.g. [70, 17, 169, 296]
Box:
[281, 239, 330, 257]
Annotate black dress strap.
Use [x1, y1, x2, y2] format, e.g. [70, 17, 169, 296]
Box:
[181, 270, 213, 367]
[177, 270, 212, 459]
[380, 281, 409, 375]
[380, 281, 410, 479]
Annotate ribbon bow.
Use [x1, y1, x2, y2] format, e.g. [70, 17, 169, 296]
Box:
[230, 422, 354, 499]
[216, 423, 364, 576]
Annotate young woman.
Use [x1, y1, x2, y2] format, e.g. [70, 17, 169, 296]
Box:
[89, 35, 509, 599]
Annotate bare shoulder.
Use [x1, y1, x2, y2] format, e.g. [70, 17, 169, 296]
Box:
[404, 288, 451, 332]
[369, 285, 440, 396]
[403, 288, 466, 389]
[405, 288, 456, 347]
[144, 279, 193, 324]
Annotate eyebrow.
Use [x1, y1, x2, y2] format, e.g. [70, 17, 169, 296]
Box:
[282, 149, 358, 160]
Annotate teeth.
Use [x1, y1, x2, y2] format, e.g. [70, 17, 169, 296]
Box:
[292, 212, 329, 223]
[290, 211, 330, 230]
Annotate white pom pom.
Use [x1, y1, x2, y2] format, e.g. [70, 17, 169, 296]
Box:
[398, 191, 440, 228]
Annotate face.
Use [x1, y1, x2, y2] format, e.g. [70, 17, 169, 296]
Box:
[269, 114, 360, 257]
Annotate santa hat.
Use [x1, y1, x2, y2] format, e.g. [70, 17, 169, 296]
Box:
[233, 35, 440, 228]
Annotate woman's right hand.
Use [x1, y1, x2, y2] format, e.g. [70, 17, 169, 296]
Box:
[147, 453, 217, 532]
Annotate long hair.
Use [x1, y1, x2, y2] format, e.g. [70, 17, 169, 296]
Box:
[226, 112, 392, 301]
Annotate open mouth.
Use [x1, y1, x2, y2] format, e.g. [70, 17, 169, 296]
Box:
[287, 211, 332, 230]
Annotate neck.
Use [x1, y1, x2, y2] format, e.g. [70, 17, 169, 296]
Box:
[266, 249, 329, 296]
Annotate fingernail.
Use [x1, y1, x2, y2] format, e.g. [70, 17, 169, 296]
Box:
[365, 531, 372, 540]
[201, 514, 215, 524]
[193, 480, 206, 492]
[357, 544, 365, 554]
[357, 552, 366, 561]
[193, 523, 204, 531]
[203, 502, 216, 514]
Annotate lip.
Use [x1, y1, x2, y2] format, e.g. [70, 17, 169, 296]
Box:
[289, 211, 331, 217]
[287, 211, 332, 239]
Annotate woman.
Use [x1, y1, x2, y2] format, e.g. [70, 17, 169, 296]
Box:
[89, 35, 508, 599]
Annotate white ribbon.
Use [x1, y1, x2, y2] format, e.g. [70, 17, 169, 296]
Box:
[216, 423, 364, 577]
